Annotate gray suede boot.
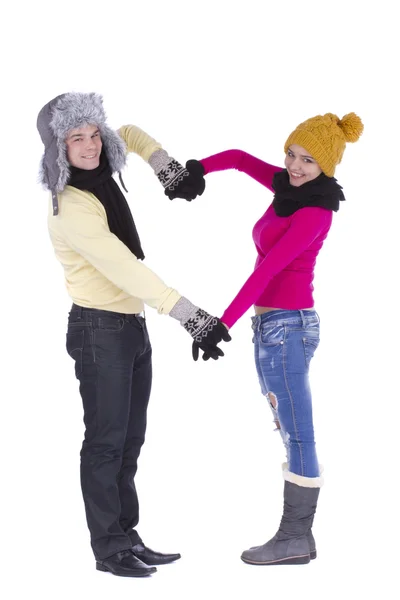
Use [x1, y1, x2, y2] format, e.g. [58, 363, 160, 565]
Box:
[241, 469, 322, 566]
[285, 462, 322, 560]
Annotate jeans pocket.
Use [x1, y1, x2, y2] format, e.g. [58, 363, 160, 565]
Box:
[260, 324, 285, 347]
[66, 329, 84, 378]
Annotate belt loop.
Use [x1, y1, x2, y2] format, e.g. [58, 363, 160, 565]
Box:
[76, 305, 83, 320]
[299, 309, 306, 328]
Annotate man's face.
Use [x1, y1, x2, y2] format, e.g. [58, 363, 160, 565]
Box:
[66, 124, 102, 170]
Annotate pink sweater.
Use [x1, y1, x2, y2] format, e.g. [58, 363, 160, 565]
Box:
[200, 150, 333, 329]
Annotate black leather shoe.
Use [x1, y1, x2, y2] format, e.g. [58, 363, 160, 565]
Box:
[96, 549, 157, 577]
[132, 543, 181, 565]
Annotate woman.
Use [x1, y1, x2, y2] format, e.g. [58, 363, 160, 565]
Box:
[36, 92, 230, 578]
[181, 112, 363, 565]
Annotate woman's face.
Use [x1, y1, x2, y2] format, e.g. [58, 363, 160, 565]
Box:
[284, 144, 322, 187]
[66, 124, 102, 170]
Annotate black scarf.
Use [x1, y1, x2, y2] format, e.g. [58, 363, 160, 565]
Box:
[272, 170, 345, 217]
[68, 152, 145, 260]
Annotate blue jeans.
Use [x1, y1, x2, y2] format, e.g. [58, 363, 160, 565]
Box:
[252, 310, 321, 478]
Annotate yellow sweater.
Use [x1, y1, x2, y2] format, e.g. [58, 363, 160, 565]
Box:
[47, 125, 182, 315]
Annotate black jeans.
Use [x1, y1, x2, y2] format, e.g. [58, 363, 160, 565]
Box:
[66, 304, 152, 560]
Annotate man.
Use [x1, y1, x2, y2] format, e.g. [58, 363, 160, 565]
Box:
[37, 92, 230, 577]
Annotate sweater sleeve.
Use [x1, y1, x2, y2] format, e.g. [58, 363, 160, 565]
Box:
[118, 125, 162, 162]
[200, 150, 282, 191]
[60, 195, 181, 314]
[221, 208, 332, 328]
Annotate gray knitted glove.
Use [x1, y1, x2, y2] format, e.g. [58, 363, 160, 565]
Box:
[149, 149, 205, 201]
[149, 149, 189, 192]
[169, 297, 231, 361]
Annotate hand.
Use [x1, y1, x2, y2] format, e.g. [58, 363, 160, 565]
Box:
[165, 159, 205, 201]
[149, 150, 205, 201]
[169, 297, 232, 361]
[191, 319, 231, 361]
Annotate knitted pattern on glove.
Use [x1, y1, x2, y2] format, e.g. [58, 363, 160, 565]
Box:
[149, 149, 189, 192]
[170, 297, 231, 361]
[149, 151, 205, 201]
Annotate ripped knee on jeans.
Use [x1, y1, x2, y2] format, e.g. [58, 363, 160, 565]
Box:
[267, 392, 280, 430]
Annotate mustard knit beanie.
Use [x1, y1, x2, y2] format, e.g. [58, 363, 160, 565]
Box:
[284, 112, 363, 177]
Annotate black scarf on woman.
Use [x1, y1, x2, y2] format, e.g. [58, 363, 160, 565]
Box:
[68, 152, 145, 260]
[272, 170, 346, 217]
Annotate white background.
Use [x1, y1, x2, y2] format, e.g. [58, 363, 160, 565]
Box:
[1, 1, 399, 598]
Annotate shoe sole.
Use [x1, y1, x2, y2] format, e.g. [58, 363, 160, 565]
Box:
[96, 563, 156, 577]
[132, 556, 182, 566]
[241, 554, 311, 566]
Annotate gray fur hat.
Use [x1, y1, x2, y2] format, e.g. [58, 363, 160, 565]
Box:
[37, 92, 127, 215]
